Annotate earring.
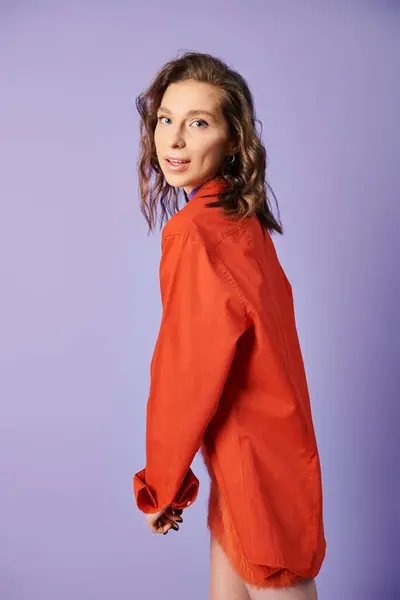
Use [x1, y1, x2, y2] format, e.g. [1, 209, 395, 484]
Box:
[222, 154, 236, 176]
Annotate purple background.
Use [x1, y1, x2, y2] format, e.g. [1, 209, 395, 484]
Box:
[1, 2, 399, 599]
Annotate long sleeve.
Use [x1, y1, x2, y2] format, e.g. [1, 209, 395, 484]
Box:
[133, 231, 249, 514]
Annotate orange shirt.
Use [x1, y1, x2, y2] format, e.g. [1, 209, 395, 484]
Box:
[134, 177, 326, 577]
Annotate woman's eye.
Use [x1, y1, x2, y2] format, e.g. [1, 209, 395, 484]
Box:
[157, 116, 207, 128]
[192, 119, 207, 128]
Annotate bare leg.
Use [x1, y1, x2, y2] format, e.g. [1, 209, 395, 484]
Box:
[209, 535, 251, 600]
[245, 577, 318, 600]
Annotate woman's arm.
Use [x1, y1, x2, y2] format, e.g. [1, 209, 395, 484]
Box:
[133, 231, 249, 514]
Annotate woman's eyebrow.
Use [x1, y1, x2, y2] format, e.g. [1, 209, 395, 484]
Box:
[157, 106, 216, 120]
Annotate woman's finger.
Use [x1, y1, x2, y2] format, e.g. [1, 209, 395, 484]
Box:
[161, 516, 180, 532]
[163, 507, 183, 524]
[153, 516, 175, 534]
[152, 519, 165, 534]
[164, 515, 182, 530]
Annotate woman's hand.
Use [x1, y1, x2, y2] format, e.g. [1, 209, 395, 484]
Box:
[145, 506, 183, 535]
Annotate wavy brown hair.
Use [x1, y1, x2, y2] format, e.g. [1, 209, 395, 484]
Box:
[136, 51, 283, 235]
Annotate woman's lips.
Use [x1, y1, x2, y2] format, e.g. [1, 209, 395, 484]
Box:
[165, 158, 191, 173]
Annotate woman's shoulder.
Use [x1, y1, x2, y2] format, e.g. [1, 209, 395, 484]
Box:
[162, 202, 253, 252]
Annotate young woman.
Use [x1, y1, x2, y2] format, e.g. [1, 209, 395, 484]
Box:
[133, 51, 326, 600]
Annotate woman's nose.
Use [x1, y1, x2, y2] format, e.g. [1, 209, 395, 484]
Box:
[169, 136, 185, 148]
[168, 128, 186, 148]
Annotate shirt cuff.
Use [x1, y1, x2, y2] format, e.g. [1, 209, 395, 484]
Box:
[133, 468, 200, 514]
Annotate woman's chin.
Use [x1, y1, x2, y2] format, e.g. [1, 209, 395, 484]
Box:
[164, 172, 196, 188]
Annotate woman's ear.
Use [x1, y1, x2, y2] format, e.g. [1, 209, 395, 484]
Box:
[228, 142, 240, 155]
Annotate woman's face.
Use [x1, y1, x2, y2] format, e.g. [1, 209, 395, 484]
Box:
[154, 80, 236, 195]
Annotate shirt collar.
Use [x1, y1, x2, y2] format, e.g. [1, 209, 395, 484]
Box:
[185, 177, 230, 202]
